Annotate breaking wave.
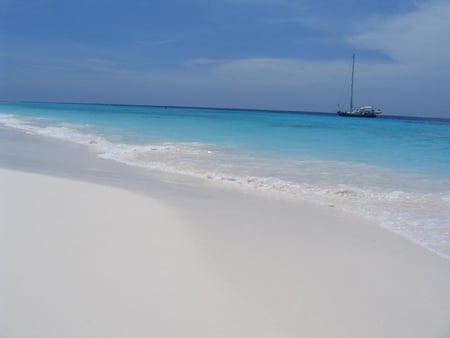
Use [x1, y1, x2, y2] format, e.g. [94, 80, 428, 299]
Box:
[1, 113, 449, 258]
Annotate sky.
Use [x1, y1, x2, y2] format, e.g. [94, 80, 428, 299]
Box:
[1, 0, 449, 117]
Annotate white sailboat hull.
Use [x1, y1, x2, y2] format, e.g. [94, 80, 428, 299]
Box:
[338, 106, 382, 118]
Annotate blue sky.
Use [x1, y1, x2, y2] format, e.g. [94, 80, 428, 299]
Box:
[1, 0, 449, 117]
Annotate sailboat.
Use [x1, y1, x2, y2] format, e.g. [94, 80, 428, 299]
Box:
[337, 54, 382, 118]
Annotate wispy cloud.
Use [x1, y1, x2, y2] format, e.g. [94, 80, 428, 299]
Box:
[3, 0, 449, 117]
[224, 0, 304, 6]
[84, 58, 117, 72]
[348, 1, 450, 69]
[136, 38, 182, 48]
[264, 15, 352, 36]
[263, 0, 450, 66]
[185, 58, 229, 66]
[244, 0, 450, 72]
[176, 1, 450, 115]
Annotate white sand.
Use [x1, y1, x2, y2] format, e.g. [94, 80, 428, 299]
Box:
[1, 168, 450, 338]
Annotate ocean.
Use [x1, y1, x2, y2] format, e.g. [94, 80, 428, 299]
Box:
[1, 101, 449, 258]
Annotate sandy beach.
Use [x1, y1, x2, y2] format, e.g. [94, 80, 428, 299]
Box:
[3, 0, 450, 335]
[1, 128, 450, 338]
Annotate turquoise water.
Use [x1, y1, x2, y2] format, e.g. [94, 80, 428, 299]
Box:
[1, 102, 449, 257]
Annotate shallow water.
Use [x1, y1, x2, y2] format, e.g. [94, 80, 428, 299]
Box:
[1, 102, 449, 257]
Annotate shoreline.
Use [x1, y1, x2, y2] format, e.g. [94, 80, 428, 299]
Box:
[1, 126, 450, 337]
[1, 119, 449, 259]
[2, 170, 450, 338]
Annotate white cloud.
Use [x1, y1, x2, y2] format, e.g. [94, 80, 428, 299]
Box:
[85, 58, 117, 72]
[185, 58, 229, 66]
[177, 1, 450, 116]
[211, 58, 346, 85]
[348, 1, 450, 69]
[4, 1, 449, 117]
[264, 15, 348, 35]
[177, 57, 351, 112]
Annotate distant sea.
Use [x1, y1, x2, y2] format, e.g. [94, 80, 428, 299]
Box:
[1, 102, 449, 258]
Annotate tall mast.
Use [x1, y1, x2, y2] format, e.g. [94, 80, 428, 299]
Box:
[350, 53, 355, 111]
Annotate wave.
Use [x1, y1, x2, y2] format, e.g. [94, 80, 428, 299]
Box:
[1, 113, 449, 258]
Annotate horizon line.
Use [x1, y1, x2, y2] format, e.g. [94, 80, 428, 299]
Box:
[1, 100, 449, 121]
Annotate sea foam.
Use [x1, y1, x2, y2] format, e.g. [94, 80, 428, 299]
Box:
[1, 113, 449, 258]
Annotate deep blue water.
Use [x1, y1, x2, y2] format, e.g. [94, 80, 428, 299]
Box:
[1, 101, 449, 257]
